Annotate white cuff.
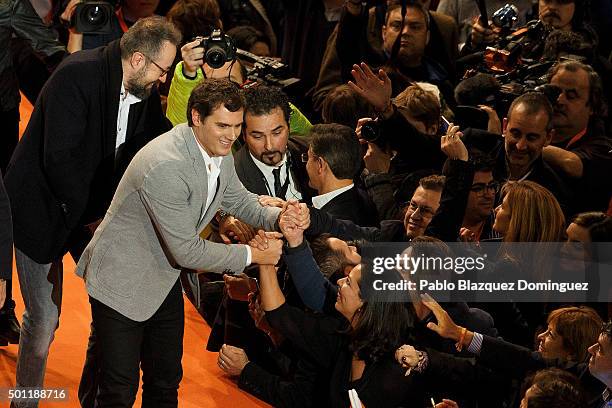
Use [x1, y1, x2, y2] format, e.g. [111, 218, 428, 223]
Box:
[245, 245, 252, 267]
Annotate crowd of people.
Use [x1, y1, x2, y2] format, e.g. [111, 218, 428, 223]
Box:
[1, 0, 612, 407]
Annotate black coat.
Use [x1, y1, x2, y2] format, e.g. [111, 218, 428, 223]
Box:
[4, 40, 171, 263]
[319, 186, 378, 227]
[233, 136, 316, 204]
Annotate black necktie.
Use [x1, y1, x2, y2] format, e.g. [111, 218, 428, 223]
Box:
[272, 166, 284, 199]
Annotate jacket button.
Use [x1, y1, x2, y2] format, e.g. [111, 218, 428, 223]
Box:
[61, 203, 69, 214]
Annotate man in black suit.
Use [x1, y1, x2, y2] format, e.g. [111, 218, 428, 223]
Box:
[3, 16, 181, 405]
[234, 85, 316, 204]
[305, 123, 378, 226]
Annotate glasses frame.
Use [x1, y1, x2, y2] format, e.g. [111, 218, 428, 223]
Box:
[407, 200, 436, 218]
[470, 181, 500, 196]
[140, 52, 171, 77]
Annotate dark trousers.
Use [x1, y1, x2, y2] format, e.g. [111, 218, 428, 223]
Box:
[90, 279, 184, 408]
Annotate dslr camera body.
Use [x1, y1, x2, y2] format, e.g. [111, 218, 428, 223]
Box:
[197, 29, 237, 69]
[71, 0, 118, 34]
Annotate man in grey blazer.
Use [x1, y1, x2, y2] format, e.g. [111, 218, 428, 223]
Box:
[76, 79, 285, 406]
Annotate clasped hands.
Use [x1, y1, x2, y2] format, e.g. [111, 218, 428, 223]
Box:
[247, 199, 310, 265]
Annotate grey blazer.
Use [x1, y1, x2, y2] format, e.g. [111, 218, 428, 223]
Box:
[76, 124, 281, 321]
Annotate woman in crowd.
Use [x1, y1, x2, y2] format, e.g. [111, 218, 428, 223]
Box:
[397, 296, 604, 408]
[244, 226, 475, 407]
[477, 180, 566, 345]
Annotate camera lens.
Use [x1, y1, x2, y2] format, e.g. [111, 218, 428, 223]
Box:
[206, 47, 226, 69]
[85, 5, 108, 26]
[360, 121, 380, 142]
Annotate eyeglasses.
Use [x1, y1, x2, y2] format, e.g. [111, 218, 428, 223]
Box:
[470, 181, 500, 196]
[407, 201, 436, 218]
[301, 152, 321, 163]
[141, 52, 171, 77]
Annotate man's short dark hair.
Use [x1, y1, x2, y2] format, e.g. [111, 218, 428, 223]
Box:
[523, 368, 586, 408]
[418, 174, 445, 192]
[507, 92, 554, 131]
[120, 16, 182, 61]
[471, 152, 496, 173]
[309, 123, 362, 180]
[244, 85, 291, 125]
[311, 233, 346, 280]
[548, 60, 607, 119]
[187, 79, 245, 125]
[385, 2, 430, 30]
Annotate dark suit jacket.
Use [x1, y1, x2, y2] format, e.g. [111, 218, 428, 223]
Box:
[4, 40, 170, 263]
[307, 159, 474, 243]
[319, 186, 378, 227]
[233, 136, 316, 205]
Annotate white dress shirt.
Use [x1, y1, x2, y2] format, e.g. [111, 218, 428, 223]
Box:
[116, 82, 142, 151]
[192, 130, 251, 266]
[311, 184, 354, 210]
[250, 152, 302, 201]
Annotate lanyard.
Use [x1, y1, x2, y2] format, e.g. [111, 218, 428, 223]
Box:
[565, 128, 588, 149]
[115, 8, 130, 33]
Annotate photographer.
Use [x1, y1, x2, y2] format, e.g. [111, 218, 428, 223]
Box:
[348, 63, 447, 220]
[166, 37, 246, 126]
[437, 0, 531, 49]
[313, 1, 458, 112]
[467, 0, 597, 54]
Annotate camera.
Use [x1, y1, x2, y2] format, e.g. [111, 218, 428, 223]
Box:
[491, 4, 519, 31]
[71, 0, 117, 34]
[236, 49, 300, 91]
[197, 29, 237, 69]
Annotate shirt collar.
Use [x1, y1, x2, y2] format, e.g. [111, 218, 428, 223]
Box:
[311, 184, 354, 209]
[192, 129, 223, 170]
[249, 151, 288, 175]
[120, 81, 142, 104]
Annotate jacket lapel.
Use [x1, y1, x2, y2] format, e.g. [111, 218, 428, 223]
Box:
[102, 40, 123, 160]
[181, 126, 210, 228]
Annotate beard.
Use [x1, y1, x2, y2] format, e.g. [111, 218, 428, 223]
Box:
[126, 67, 156, 99]
[259, 150, 284, 166]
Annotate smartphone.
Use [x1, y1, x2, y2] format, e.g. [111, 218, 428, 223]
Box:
[439, 116, 451, 134]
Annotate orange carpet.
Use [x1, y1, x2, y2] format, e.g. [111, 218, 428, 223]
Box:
[0, 95, 270, 407]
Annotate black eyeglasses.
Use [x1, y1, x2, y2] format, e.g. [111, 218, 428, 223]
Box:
[141, 52, 171, 77]
[470, 181, 500, 195]
[407, 201, 436, 218]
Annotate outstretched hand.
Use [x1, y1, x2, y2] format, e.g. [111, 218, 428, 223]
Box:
[348, 62, 392, 114]
[420, 293, 463, 341]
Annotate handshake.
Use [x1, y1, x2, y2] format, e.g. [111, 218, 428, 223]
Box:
[248, 197, 310, 266]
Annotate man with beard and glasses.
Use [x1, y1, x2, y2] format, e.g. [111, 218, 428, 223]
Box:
[542, 60, 612, 213]
[234, 85, 316, 204]
[3, 16, 180, 407]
